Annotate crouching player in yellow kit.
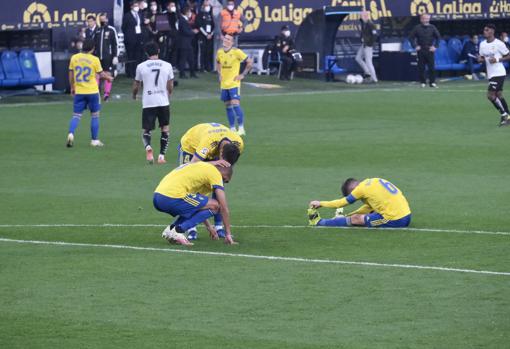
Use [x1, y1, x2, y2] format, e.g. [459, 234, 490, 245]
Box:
[66, 39, 113, 147]
[308, 178, 411, 228]
[153, 162, 236, 245]
[178, 122, 244, 240]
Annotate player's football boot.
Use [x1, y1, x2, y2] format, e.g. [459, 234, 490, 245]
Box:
[103, 94, 110, 102]
[66, 133, 74, 148]
[430, 83, 438, 88]
[334, 207, 345, 218]
[237, 126, 246, 136]
[157, 155, 166, 164]
[90, 139, 104, 147]
[162, 225, 193, 246]
[146, 147, 154, 164]
[307, 208, 321, 226]
[187, 229, 198, 241]
[498, 114, 509, 127]
[216, 228, 226, 239]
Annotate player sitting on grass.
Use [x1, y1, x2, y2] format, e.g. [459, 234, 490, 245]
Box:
[153, 161, 236, 245]
[66, 39, 114, 147]
[308, 178, 411, 228]
[178, 122, 243, 240]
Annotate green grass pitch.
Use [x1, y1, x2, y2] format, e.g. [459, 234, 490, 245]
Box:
[0, 75, 509, 348]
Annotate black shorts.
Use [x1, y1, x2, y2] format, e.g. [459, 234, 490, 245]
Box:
[100, 57, 115, 73]
[142, 106, 170, 130]
[488, 76, 505, 92]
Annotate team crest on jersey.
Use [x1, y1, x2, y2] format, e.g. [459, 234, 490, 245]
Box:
[200, 148, 209, 155]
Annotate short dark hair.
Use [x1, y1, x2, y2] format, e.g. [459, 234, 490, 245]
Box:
[341, 178, 357, 197]
[485, 23, 496, 31]
[222, 142, 241, 165]
[144, 42, 159, 56]
[181, 5, 190, 14]
[82, 38, 95, 52]
[86, 15, 96, 21]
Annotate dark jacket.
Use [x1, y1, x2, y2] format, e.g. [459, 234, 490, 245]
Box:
[274, 34, 294, 57]
[196, 9, 214, 37]
[94, 25, 118, 59]
[177, 15, 195, 49]
[409, 24, 441, 49]
[122, 10, 143, 45]
[461, 40, 478, 60]
[360, 20, 377, 47]
[85, 26, 97, 40]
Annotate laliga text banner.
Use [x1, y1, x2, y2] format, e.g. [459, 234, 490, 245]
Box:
[0, 0, 113, 31]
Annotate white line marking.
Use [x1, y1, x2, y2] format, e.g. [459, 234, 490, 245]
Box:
[0, 87, 482, 108]
[0, 237, 508, 276]
[0, 224, 508, 236]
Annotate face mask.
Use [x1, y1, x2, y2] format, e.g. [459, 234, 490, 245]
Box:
[169, 6, 176, 12]
[150, 5, 157, 12]
[204, 6, 211, 12]
[133, 6, 140, 12]
[227, 5, 234, 11]
[283, 30, 290, 37]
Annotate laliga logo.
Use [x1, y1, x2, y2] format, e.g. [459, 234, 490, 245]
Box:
[239, 0, 262, 33]
[23, 2, 52, 26]
[410, 0, 434, 15]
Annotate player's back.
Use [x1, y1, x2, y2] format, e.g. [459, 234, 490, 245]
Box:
[181, 123, 244, 156]
[135, 59, 174, 108]
[155, 162, 222, 198]
[354, 178, 411, 220]
[69, 53, 102, 94]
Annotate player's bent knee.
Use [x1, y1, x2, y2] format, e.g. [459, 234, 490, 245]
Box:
[204, 198, 220, 212]
[350, 214, 365, 226]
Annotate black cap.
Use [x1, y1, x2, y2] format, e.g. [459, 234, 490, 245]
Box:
[281, 25, 289, 31]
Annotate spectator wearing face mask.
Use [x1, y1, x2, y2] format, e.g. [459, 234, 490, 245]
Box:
[274, 25, 296, 80]
[94, 13, 119, 101]
[196, 0, 215, 72]
[145, 1, 160, 42]
[220, 0, 243, 38]
[122, 0, 144, 78]
[163, 1, 180, 67]
[177, 6, 198, 79]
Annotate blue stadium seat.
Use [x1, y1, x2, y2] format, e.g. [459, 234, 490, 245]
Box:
[18, 49, 55, 86]
[0, 57, 20, 87]
[401, 38, 415, 52]
[435, 40, 452, 70]
[447, 38, 465, 70]
[1, 50, 39, 86]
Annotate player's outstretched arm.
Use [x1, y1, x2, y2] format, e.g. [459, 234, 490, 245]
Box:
[68, 70, 75, 96]
[132, 80, 141, 100]
[99, 71, 114, 82]
[214, 188, 237, 245]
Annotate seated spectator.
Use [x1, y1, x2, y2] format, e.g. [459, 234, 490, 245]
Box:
[461, 34, 480, 80]
[273, 25, 298, 80]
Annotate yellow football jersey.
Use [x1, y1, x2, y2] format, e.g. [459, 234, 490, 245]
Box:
[68, 53, 103, 94]
[320, 178, 411, 220]
[154, 162, 224, 198]
[180, 123, 244, 161]
[216, 48, 248, 89]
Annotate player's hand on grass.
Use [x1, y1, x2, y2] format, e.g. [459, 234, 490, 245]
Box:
[224, 233, 237, 245]
[211, 159, 231, 167]
[309, 200, 321, 209]
[207, 225, 219, 240]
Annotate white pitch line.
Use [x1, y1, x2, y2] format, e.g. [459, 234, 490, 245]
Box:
[0, 223, 508, 236]
[0, 87, 482, 108]
[0, 237, 508, 277]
